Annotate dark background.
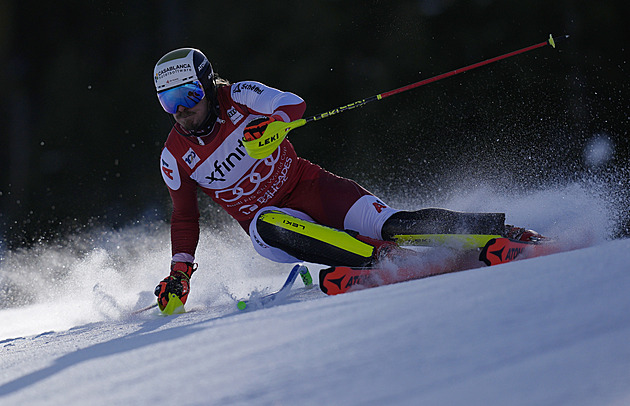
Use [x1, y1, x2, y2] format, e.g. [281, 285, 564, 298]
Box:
[1, 0, 628, 250]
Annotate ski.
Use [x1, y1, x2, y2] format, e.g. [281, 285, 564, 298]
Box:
[237, 264, 313, 310]
[392, 233, 500, 249]
[320, 238, 560, 295]
[479, 237, 560, 266]
[319, 257, 473, 295]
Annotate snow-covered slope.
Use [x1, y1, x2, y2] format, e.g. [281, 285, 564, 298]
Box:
[1, 182, 628, 405]
[0, 239, 628, 405]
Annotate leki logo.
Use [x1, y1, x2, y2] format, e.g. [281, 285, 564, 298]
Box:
[282, 220, 306, 230]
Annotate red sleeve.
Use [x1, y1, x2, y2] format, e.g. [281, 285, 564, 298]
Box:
[169, 166, 200, 258]
[270, 100, 306, 123]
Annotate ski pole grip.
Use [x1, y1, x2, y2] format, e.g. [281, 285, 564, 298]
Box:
[243, 119, 307, 159]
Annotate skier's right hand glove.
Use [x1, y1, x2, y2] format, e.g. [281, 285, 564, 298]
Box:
[154, 262, 197, 311]
[243, 116, 276, 141]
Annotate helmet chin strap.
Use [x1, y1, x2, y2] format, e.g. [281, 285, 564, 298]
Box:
[195, 108, 224, 146]
[191, 107, 217, 134]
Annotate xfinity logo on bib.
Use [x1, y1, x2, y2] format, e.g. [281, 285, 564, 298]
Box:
[204, 139, 248, 184]
[191, 136, 254, 188]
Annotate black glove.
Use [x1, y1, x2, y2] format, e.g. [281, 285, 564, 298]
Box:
[154, 262, 197, 310]
[243, 116, 276, 141]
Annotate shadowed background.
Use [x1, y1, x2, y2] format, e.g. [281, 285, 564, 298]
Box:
[1, 0, 628, 250]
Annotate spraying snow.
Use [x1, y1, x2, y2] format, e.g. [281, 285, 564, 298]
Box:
[0, 177, 629, 405]
[0, 178, 617, 340]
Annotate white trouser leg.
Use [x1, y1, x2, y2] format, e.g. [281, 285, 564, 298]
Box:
[343, 195, 399, 240]
[249, 206, 315, 263]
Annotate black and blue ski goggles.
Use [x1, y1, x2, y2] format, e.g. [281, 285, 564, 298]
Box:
[157, 80, 205, 114]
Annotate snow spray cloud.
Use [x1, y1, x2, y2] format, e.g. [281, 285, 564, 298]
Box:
[0, 217, 292, 340]
[385, 167, 624, 245]
[0, 223, 172, 339]
[1, 155, 626, 341]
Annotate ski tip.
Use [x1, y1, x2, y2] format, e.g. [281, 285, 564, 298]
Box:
[548, 34, 556, 48]
[237, 300, 247, 311]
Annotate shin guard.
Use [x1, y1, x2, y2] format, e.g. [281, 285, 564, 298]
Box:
[256, 210, 377, 267]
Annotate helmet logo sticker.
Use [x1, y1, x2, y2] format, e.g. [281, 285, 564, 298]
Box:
[197, 58, 208, 72]
[154, 63, 193, 83]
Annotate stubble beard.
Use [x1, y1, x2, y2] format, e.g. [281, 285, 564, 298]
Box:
[175, 99, 209, 131]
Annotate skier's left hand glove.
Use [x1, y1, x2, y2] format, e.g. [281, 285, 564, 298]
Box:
[243, 116, 276, 141]
[154, 262, 197, 310]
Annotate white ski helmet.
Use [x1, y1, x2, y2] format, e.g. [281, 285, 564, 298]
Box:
[154, 48, 215, 113]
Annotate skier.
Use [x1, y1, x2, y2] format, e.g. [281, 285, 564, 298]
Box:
[153, 48, 543, 310]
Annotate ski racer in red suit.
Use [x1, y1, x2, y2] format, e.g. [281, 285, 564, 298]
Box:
[153, 48, 543, 310]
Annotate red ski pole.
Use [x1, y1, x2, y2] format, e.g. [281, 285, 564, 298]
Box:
[306, 34, 568, 123]
[244, 34, 568, 159]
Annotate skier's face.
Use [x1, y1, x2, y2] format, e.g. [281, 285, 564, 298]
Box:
[173, 97, 210, 131]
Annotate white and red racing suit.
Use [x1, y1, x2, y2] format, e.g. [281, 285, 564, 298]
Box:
[160, 81, 398, 263]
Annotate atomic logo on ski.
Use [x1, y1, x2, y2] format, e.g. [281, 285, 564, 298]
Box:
[320, 266, 383, 295]
[328, 276, 345, 290]
[506, 247, 524, 261]
[489, 246, 505, 262]
[480, 238, 533, 266]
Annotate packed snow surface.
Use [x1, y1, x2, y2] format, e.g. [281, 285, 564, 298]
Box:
[1, 183, 629, 405]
